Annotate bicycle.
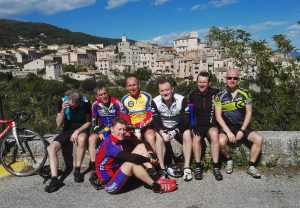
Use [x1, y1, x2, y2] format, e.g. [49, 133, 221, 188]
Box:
[0, 111, 48, 177]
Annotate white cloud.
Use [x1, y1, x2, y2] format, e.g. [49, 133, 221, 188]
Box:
[38, 0, 96, 15]
[0, 0, 171, 15]
[209, 0, 238, 8]
[287, 24, 300, 37]
[191, 4, 207, 11]
[239, 21, 288, 33]
[148, 28, 209, 46]
[154, 0, 170, 6]
[286, 24, 300, 48]
[106, 0, 170, 10]
[0, 0, 96, 17]
[148, 20, 290, 46]
[106, 0, 139, 10]
[191, 0, 237, 11]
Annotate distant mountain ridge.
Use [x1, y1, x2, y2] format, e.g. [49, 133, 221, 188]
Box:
[290, 50, 300, 59]
[0, 19, 131, 48]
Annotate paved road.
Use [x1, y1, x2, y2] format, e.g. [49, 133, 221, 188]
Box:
[0, 168, 299, 208]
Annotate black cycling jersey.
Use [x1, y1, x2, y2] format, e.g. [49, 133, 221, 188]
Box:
[57, 98, 91, 131]
[214, 88, 252, 126]
[188, 87, 219, 128]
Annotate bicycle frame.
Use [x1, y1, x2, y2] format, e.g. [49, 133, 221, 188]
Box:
[0, 120, 25, 153]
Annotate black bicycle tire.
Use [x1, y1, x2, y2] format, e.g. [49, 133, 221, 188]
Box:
[0, 129, 48, 177]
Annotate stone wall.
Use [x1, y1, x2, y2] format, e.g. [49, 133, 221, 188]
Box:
[44, 131, 300, 167]
[171, 131, 300, 167]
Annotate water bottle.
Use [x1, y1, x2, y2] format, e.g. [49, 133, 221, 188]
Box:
[134, 128, 142, 140]
[62, 96, 71, 121]
[103, 127, 110, 140]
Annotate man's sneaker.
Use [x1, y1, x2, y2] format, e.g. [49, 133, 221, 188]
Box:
[247, 166, 261, 179]
[166, 165, 183, 178]
[183, 168, 192, 182]
[153, 177, 177, 193]
[194, 165, 203, 180]
[74, 171, 84, 183]
[225, 160, 233, 174]
[89, 173, 104, 190]
[44, 178, 64, 193]
[212, 168, 223, 181]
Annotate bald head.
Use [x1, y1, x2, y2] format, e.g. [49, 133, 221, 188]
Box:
[226, 68, 240, 78]
[126, 76, 139, 86]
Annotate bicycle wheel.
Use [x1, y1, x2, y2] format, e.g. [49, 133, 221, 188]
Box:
[0, 128, 48, 177]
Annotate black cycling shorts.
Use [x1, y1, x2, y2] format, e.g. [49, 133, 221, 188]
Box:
[219, 125, 253, 141]
[53, 130, 89, 167]
[53, 131, 74, 167]
[192, 126, 217, 139]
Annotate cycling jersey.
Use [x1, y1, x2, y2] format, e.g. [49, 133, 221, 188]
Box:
[91, 97, 124, 130]
[188, 87, 219, 128]
[57, 97, 91, 131]
[121, 91, 152, 128]
[95, 134, 149, 184]
[152, 93, 188, 131]
[214, 88, 252, 126]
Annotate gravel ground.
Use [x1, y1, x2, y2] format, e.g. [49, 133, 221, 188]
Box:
[0, 168, 299, 208]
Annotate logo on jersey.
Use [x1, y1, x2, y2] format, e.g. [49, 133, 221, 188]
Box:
[235, 100, 246, 108]
[128, 101, 134, 107]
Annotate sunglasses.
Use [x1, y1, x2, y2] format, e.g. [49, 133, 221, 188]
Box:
[226, 77, 239, 80]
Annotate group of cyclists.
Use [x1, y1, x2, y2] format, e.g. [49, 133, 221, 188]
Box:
[44, 68, 264, 194]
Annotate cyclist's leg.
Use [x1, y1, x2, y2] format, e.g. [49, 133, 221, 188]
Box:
[207, 127, 220, 164]
[192, 130, 202, 163]
[105, 161, 154, 194]
[143, 128, 156, 153]
[246, 131, 263, 164]
[219, 132, 230, 159]
[47, 139, 62, 177]
[75, 131, 88, 169]
[88, 133, 98, 165]
[155, 132, 166, 170]
[182, 129, 192, 168]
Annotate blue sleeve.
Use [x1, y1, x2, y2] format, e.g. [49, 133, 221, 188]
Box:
[188, 103, 196, 129]
[107, 143, 122, 158]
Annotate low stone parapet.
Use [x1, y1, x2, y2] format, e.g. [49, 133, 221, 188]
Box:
[171, 131, 300, 167]
[44, 131, 300, 167]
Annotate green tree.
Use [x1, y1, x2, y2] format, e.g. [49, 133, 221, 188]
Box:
[134, 67, 152, 81]
[272, 34, 294, 60]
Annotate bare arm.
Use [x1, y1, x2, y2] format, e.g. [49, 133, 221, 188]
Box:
[241, 104, 252, 131]
[56, 112, 64, 128]
[215, 106, 232, 135]
[56, 102, 67, 128]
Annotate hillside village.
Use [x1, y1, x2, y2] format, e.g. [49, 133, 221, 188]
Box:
[0, 31, 298, 83]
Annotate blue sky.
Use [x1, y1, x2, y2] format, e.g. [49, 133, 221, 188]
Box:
[1, 0, 300, 48]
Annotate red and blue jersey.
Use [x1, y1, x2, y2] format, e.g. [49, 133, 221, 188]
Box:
[91, 97, 124, 129]
[95, 134, 123, 184]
